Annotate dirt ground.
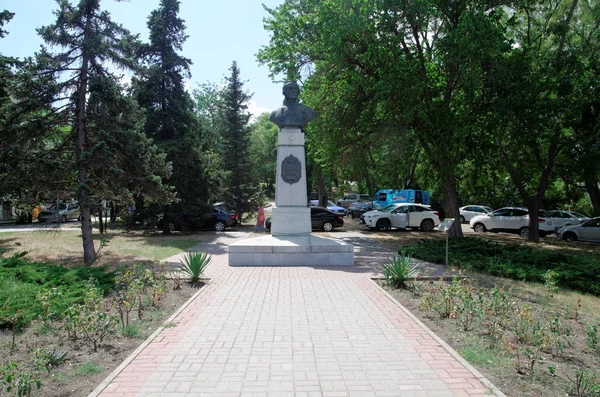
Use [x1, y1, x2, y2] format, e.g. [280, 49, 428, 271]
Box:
[0, 282, 199, 397]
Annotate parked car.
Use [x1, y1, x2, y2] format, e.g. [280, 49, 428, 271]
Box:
[336, 193, 372, 209]
[469, 207, 554, 237]
[545, 210, 590, 231]
[37, 202, 81, 223]
[308, 200, 345, 215]
[363, 203, 440, 232]
[459, 205, 493, 223]
[557, 217, 600, 243]
[347, 202, 374, 220]
[159, 205, 238, 232]
[265, 206, 344, 232]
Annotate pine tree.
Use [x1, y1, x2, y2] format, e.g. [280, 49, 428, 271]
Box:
[218, 61, 259, 221]
[134, 0, 210, 232]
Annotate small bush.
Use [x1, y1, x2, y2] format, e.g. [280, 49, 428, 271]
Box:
[179, 251, 211, 283]
[381, 251, 419, 289]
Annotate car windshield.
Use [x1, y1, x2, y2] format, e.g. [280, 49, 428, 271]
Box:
[48, 204, 67, 211]
[482, 206, 493, 213]
[327, 201, 337, 207]
[381, 205, 400, 213]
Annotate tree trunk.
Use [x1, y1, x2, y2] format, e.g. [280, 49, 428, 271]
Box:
[584, 171, 600, 216]
[76, 13, 95, 264]
[315, 166, 327, 207]
[98, 208, 104, 234]
[443, 173, 463, 238]
[525, 198, 541, 242]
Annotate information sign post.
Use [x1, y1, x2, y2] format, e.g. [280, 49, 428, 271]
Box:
[438, 218, 455, 267]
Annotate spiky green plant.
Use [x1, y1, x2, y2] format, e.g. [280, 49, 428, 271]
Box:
[381, 251, 419, 289]
[179, 252, 211, 283]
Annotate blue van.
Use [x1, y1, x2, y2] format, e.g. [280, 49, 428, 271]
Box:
[372, 189, 430, 208]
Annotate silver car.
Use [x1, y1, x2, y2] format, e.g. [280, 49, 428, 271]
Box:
[557, 217, 600, 243]
[459, 205, 493, 223]
[37, 203, 81, 223]
[545, 210, 590, 231]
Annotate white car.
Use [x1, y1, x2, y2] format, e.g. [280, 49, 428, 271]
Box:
[469, 207, 554, 237]
[557, 217, 600, 243]
[545, 210, 590, 231]
[459, 205, 493, 223]
[363, 203, 440, 232]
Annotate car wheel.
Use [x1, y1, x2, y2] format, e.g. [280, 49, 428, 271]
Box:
[214, 221, 226, 232]
[563, 232, 578, 242]
[460, 215, 465, 224]
[420, 219, 434, 232]
[322, 221, 334, 232]
[376, 219, 391, 231]
[473, 223, 486, 233]
[519, 227, 530, 238]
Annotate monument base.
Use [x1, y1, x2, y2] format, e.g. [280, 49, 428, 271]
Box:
[229, 234, 354, 266]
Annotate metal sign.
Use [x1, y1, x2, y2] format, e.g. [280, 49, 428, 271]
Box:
[439, 218, 455, 232]
[281, 155, 302, 184]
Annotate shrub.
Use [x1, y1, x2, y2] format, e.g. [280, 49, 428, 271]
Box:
[403, 238, 600, 295]
[380, 251, 419, 289]
[179, 251, 211, 283]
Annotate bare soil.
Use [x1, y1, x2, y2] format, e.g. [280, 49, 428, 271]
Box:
[0, 282, 199, 397]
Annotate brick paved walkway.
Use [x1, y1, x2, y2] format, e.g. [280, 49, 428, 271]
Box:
[91, 232, 503, 397]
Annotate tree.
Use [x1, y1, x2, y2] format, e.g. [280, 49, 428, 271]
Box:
[249, 112, 278, 197]
[30, 0, 146, 263]
[218, 61, 260, 220]
[134, 0, 210, 232]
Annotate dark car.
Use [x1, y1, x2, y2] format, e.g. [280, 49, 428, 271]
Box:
[346, 202, 373, 219]
[265, 206, 344, 232]
[160, 206, 238, 232]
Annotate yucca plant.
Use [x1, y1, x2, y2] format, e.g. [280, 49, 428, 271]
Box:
[381, 251, 419, 289]
[179, 251, 211, 283]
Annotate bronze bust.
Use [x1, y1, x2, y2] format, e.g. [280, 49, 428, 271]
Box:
[269, 81, 316, 129]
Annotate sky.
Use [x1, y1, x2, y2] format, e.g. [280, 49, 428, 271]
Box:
[1, 0, 286, 116]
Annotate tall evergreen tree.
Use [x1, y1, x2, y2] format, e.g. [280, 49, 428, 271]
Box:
[32, 0, 144, 263]
[134, 0, 209, 232]
[218, 61, 259, 221]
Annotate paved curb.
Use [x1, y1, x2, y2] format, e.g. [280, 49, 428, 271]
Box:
[369, 278, 507, 397]
[87, 283, 209, 397]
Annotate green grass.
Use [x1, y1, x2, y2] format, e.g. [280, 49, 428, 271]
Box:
[74, 362, 102, 376]
[121, 323, 144, 338]
[404, 237, 600, 295]
[460, 344, 507, 369]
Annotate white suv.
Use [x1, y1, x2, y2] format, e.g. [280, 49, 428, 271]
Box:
[469, 207, 554, 237]
[363, 203, 440, 232]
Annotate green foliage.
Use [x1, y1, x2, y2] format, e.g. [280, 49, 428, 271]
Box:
[0, 254, 114, 329]
[587, 324, 599, 351]
[380, 251, 419, 289]
[404, 238, 600, 295]
[0, 361, 40, 397]
[569, 370, 600, 397]
[64, 280, 117, 352]
[122, 324, 143, 338]
[179, 251, 211, 283]
[28, 346, 67, 374]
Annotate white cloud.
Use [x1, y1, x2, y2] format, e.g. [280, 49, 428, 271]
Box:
[247, 100, 271, 121]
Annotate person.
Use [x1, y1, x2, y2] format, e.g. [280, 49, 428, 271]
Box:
[256, 205, 265, 232]
[269, 81, 317, 130]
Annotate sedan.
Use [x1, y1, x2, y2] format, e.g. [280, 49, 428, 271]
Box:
[459, 205, 493, 223]
[265, 206, 344, 232]
[545, 210, 590, 231]
[557, 217, 600, 243]
[363, 203, 440, 232]
[347, 202, 374, 220]
[308, 200, 346, 215]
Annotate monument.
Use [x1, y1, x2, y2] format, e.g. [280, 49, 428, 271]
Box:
[228, 82, 354, 266]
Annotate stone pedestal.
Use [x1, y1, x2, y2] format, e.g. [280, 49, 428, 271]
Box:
[228, 116, 354, 266]
[272, 128, 310, 236]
